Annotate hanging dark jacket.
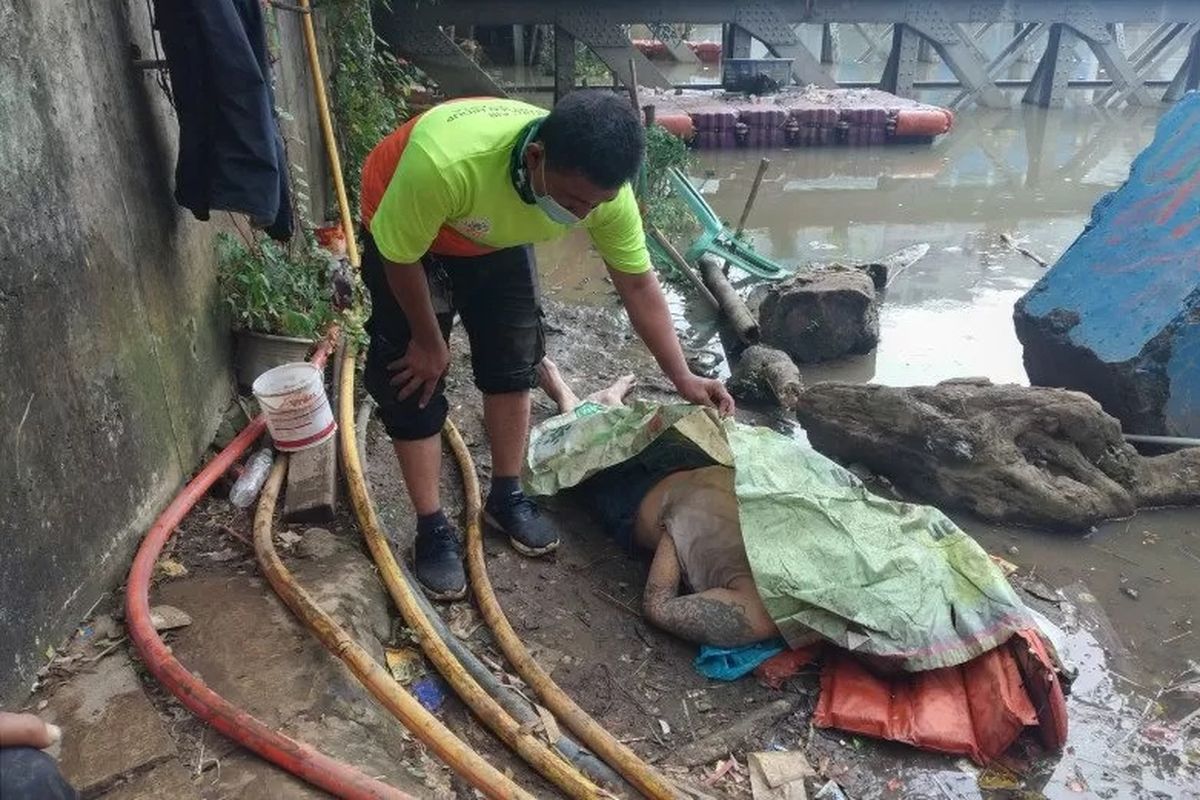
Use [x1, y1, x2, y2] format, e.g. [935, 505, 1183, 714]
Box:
[152, 0, 293, 240]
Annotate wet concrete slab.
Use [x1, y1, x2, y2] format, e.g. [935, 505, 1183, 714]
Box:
[41, 653, 177, 794]
[101, 760, 203, 800]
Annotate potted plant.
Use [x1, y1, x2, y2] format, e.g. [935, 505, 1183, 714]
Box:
[216, 229, 341, 389]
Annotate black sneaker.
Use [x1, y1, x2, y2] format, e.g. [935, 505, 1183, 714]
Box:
[413, 522, 466, 601]
[484, 491, 561, 557]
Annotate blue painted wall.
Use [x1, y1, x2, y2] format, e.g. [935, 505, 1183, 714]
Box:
[1017, 93, 1200, 436]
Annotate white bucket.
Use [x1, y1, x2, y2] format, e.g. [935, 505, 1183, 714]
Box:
[252, 362, 337, 452]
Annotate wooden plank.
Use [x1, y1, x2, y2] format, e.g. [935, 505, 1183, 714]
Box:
[283, 437, 337, 523]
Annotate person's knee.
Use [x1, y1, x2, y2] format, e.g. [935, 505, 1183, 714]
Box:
[0, 747, 78, 799]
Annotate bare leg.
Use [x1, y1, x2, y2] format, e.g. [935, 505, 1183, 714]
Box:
[583, 374, 636, 407]
[392, 436, 442, 515]
[484, 391, 531, 479]
[536, 357, 580, 413]
[537, 356, 635, 415]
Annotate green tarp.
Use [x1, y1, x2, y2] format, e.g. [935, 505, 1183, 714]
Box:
[525, 401, 1032, 672]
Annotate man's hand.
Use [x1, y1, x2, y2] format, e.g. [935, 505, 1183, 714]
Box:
[0, 712, 61, 749]
[388, 337, 450, 408]
[674, 373, 736, 417]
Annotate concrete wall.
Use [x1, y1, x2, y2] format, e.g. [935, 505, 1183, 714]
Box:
[0, 0, 331, 703]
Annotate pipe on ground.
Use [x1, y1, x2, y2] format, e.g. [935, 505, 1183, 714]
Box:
[447, 421, 685, 800]
[252, 456, 535, 800]
[353, 398, 628, 793]
[124, 336, 409, 800]
[335, 345, 607, 799]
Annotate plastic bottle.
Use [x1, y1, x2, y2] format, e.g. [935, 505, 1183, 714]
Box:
[229, 448, 274, 509]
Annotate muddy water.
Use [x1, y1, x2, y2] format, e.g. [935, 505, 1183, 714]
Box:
[539, 106, 1199, 796]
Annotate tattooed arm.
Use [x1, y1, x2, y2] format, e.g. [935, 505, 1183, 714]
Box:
[641, 533, 771, 647]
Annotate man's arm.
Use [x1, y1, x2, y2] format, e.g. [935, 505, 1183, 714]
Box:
[609, 269, 734, 415]
[642, 533, 763, 647]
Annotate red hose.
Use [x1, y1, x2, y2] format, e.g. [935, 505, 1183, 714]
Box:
[124, 337, 410, 800]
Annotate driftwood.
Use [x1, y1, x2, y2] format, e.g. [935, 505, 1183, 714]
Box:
[648, 227, 720, 311]
[735, 157, 771, 237]
[1000, 233, 1049, 268]
[698, 254, 759, 344]
[728, 345, 802, 410]
[794, 378, 1200, 530]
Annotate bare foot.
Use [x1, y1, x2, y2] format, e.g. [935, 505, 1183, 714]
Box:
[584, 374, 636, 408]
[537, 357, 580, 414]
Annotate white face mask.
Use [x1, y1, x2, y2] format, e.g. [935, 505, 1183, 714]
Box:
[534, 161, 580, 226]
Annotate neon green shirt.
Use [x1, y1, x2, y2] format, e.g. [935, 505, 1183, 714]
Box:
[365, 98, 650, 273]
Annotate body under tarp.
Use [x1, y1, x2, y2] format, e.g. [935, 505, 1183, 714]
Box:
[525, 400, 1033, 671]
[524, 401, 1068, 762]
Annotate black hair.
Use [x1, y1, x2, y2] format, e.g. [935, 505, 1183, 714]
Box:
[538, 90, 645, 189]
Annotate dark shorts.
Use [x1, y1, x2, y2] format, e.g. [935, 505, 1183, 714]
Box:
[575, 431, 718, 550]
[0, 748, 78, 799]
[362, 229, 546, 441]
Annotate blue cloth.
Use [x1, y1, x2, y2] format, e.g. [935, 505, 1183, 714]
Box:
[694, 638, 786, 680]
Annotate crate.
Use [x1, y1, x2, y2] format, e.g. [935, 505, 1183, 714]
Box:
[721, 58, 793, 93]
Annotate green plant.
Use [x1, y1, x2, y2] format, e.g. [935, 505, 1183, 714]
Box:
[322, 0, 423, 215]
[642, 124, 698, 238]
[216, 229, 339, 340]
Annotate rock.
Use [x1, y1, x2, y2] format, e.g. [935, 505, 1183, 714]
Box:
[1014, 95, 1200, 437]
[757, 267, 879, 363]
[298, 527, 339, 560]
[1122, 587, 1140, 601]
[149, 605, 192, 631]
[728, 345, 803, 409]
[794, 380, 1150, 530]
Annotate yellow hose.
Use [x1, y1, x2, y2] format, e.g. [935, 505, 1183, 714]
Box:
[253, 457, 535, 800]
[296, 0, 360, 269]
[445, 423, 684, 800]
[336, 345, 610, 799]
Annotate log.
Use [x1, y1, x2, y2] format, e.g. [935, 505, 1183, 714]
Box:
[698, 254, 759, 344]
[727, 345, 803, 410]
[648, 226, 720, 311]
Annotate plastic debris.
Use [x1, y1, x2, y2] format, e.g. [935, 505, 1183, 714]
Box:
[384, 646, 423, 685]
[814, 779, 849, 800]
[411, 676, 447, 712]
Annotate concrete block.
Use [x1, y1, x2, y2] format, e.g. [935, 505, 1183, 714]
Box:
[42, 654, 177, 793]
[283, 438, 338, 523]
[1015, 94, 1200, 436]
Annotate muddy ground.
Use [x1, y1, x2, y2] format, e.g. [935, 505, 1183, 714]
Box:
[20, 292, 1200, 800]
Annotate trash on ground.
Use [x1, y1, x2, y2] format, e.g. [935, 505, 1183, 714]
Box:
[748, 750, 814, 800]
[154, 558, 188, 579]
[411, 676, 447, 712]
[384, 646, 424, 685]
[813, 779, 849, 800]
[149, 605, 193, 632]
